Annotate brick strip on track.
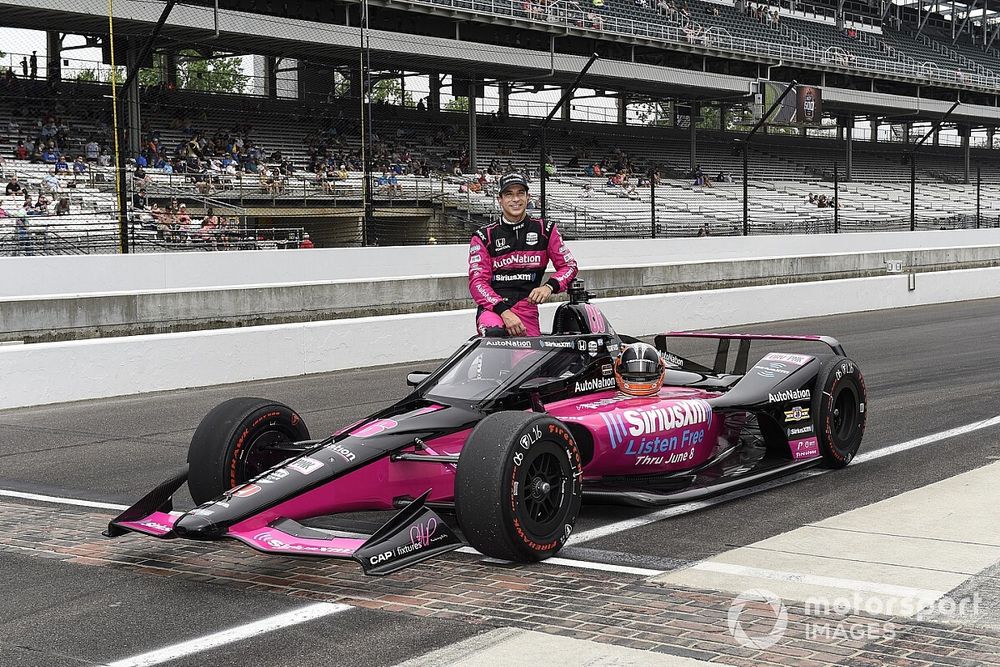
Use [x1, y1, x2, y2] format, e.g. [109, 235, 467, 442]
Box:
[5, 500, 1000, 667]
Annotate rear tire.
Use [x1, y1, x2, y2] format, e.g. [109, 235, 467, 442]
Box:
[455, 412, 583, 562]
[812, 357, 866, 468]
[187, 397, 310, 504]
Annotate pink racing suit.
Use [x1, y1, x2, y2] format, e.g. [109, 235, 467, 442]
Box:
[468, 216, 578, 336]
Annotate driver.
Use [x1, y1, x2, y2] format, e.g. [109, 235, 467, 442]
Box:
[614, 342, 666, 396]
[468, 173, 578, 337]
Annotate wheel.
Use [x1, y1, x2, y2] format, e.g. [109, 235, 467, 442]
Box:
[455, 412, 583, 562]
[812, 356, 867, 468]
[187, 397, 310, 505]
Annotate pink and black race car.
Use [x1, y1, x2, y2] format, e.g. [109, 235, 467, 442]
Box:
[106, 282, 867, 575]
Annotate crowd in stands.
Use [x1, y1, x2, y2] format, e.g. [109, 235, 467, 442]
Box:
[806, 192, 838, 208]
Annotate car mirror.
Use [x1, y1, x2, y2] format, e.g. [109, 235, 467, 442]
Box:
[406, 371, 431, 387]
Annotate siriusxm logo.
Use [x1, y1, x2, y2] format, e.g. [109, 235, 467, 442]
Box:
[600, 400, 712, 450]
[494, 272, 535, 282]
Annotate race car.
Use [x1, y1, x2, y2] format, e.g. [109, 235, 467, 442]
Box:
[106, 281, 867, 575]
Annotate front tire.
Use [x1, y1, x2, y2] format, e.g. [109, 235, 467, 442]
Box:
[455, 412, 583, 562]
[813, 357, 867, 468]
[187, 397, 310, 504]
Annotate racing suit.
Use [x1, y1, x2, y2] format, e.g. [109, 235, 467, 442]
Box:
[468, 216, 578, 336]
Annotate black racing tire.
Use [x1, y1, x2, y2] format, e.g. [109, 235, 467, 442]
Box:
[187, 397, 310, 505]
[455, 412, 583, 562]
[812, 356, 867, 468]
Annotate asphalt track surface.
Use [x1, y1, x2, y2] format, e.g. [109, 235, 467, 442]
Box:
[3, 297, 1000, 666]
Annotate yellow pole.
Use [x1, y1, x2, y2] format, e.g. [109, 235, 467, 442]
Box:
[107, 0, 124, 252]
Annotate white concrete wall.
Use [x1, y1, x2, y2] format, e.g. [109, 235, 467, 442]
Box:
[3, 265, 998, 410]
[6, 229, 1000, 298]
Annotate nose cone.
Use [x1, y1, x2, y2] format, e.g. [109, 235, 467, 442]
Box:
[173, 512, 226, 540]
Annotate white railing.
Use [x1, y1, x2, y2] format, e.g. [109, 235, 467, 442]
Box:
[393, 0, 1000, 92]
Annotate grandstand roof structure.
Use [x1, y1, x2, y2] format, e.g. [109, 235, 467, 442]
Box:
[4, 0, 1000, 127]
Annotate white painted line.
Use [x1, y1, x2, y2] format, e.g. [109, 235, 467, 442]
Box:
[543, 556, 665, 577]
[0, 489, 129, 511]
[456, 546, 665, 577]
[689, 562, 946, 601]
[101, 602, 351, 667]
[853, 414, 1000, 464]
[569, 413, 1000, 545]
[568, 469, 828, 545]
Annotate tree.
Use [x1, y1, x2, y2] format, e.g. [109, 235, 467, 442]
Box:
[632, 101, 672, 126]
[175, 51, 248, 94]
[370, 76, 413, 106]
[75, 65, 159, 87]
[445, 96, 469, 112]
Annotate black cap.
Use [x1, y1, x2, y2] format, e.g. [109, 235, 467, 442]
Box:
[498, 173, 529, 194]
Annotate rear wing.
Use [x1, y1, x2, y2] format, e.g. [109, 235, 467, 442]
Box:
[654, 332, 845, 376]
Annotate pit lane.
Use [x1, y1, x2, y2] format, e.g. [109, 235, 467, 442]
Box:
[2, 298, 1000, 666]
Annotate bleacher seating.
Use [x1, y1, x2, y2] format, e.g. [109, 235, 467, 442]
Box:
[4, 75, 1000, 249]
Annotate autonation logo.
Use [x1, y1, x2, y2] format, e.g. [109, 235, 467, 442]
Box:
[726, 589, 981, 648]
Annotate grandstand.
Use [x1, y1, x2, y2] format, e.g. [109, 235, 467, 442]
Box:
[2, 0, 1000, 254]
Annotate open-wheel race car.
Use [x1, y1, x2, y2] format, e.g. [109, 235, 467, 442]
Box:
[106, 281, 867, 575]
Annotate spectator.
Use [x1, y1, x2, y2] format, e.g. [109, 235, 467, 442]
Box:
[73, 156, 88, 177]
[85, 139, 100, 162]
[41, 146, 59, 164]
[197, 207, 219, 245]
[31, 192, 49, 215]
[15, 141, 28, 161]
[697, 223, 711, 237]
[270, 168, 284, 194]
[581, 183, 594, 198]
[42, 169, 61, 194]
[717, 171, 732, 183]
[29, 51, 37, 80]
[299, 232, 314, 249]
[19, 56, 27, 78]
[14, 211, 30, 255]
[5, 175, 22, 196]
[176, 203, 192, 236]
[387, 171, 402, 194]
[55, 197, 70, 216]
[54, 155, 69, 174]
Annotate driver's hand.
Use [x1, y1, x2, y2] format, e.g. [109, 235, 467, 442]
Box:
[501, 310, 526, 336]
[528, 284, 553, 305]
